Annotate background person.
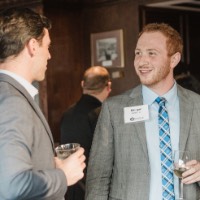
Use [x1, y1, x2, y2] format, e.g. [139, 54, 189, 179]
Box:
[60, 66, 111, 200]
[174, 62, 200, 94]
[0, 7, 85, 200]
[85, 23, 200, 200]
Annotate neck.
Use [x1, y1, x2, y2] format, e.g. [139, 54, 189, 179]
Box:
[0, 58, 32, 83]
[148, 78, 175, 96]
[86, 93, 103, 102]
[83, 89, 109, 103]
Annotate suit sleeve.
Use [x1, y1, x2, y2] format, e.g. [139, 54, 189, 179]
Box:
[0, 94, 67, 200]
[85, 101, 114, 200]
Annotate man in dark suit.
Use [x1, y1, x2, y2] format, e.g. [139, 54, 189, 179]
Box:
[60, 66, 111, 200]
[0, 7, 85, 200]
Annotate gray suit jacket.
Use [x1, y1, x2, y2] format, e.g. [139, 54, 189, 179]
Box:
[0, 74, 67, 200]
[85, 84, 200, 200]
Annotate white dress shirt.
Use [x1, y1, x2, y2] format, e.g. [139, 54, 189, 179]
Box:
[0, 69, 38, 99]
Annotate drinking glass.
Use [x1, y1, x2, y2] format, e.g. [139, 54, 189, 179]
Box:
[173, 150, 190, 200]
[55, 143, 80, 160]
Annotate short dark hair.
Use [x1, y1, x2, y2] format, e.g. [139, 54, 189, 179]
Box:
[139, 23, 183, 56]
[82, 66, 110, 94]
[0, 7, 51, 63]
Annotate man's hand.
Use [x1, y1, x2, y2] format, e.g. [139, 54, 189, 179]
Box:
[182, 160, 200, 184]
[55, 147, 86, 186]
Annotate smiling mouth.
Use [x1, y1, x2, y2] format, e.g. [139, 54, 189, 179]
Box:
[139, 69, 152, 74]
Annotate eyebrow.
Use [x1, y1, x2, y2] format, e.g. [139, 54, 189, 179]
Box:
[135, 48, 159, 52]
[147, 49, 158, 51]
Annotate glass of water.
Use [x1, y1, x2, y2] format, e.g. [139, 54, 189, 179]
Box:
[55, 143, 80, 160]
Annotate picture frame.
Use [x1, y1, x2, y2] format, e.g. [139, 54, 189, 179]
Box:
[91, 29, 124, 68]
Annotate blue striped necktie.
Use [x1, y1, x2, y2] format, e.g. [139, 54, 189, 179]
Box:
[155, 97, 175, 200]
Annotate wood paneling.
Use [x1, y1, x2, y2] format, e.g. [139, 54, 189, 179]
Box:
[1, 0, 199, 146]
[43, 0, 142, 143]
[43, 7, 84, 142]
[82, 1, 140, 94]
[3, 0, 199, 144]
[44, 0, 200, 144]
[42, 0, 176, 143]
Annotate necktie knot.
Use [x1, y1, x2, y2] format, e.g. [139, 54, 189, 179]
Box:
[155, 97, 166, 107]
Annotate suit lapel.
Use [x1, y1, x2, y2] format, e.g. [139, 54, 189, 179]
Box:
[30, 100, 54, 147]
[0, 74, 55, 150]
[134, 119, 148, 159]
[178, 86, 193, 151]
[125, 85, 193, 160]
[128, 85, 149, 159]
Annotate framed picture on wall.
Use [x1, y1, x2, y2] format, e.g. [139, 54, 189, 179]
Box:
[91, 29, 124, 68]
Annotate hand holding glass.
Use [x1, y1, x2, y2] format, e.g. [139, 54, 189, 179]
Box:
[173, 150, 190, 200]
[55, 143, 80, 160]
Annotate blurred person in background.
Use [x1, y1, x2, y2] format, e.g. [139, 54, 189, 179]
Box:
[174, 62, 200, 94]
[60, 66, 111, 200]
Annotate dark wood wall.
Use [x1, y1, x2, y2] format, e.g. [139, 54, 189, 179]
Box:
[43, 0, 143, 143]
[42, 0, 172, 143]
[2, 0, 198, 144]
[43, 6, 85, 143]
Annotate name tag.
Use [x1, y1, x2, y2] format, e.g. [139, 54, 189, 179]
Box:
[124, 105, 149, 123]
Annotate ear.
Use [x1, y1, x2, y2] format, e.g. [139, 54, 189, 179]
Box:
[170, 52, 181, 69]
[81, 80, 84, 88]
[107, 81, 112, 93]
[26, 38, 38, 57]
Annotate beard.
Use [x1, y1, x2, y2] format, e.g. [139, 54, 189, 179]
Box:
[136, 61, 171, 87]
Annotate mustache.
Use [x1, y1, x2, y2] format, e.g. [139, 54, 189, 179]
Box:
[138, 65, 150, 69]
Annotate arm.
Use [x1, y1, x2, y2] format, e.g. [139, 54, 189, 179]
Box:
[88, 107, 101, 133]
[0, 94, 67, 200]
[85, 101, 114, 200]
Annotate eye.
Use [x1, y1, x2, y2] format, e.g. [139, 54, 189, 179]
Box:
[135, 51, 141, 56]
[148, 51, 156, 56]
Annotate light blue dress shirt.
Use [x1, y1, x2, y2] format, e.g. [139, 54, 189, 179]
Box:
[142, 82, 180, 200]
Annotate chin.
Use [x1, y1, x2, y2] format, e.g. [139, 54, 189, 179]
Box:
[140, 78, 151, 85]
[36, 76, 45, 82]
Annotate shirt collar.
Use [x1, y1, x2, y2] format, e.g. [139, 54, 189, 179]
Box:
[142, 81, 178, 106]
[0, 69, 38, 99]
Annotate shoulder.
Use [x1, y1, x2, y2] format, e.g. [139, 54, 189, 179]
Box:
[60, 103, 77, 122]
[88, 106, 101, 120]
[177, 84, 200, 110]
[178, 84, 200, 100]
[0, 80, 32, 112]
[98, 85, 142, 117]
[106, 85, 142, 104]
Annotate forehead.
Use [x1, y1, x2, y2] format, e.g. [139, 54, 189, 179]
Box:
[136, 31, 167, 50]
